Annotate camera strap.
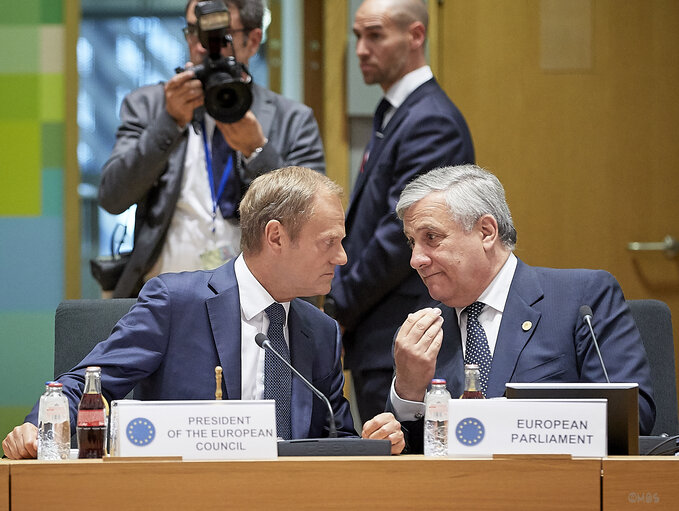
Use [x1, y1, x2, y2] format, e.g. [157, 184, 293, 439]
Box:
[201, 120, 234, 233]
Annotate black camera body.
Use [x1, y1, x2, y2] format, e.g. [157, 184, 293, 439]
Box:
[182, 0, 253, 123]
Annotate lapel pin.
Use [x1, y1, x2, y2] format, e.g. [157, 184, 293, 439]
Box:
[522, 321, 532, 332]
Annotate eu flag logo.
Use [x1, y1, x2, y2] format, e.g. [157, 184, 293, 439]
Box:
[456, 417, 485, 446]
[126, 417, 156, 446]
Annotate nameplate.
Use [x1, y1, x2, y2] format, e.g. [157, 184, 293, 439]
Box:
[447, 398, 607, 457]
[110, 400, 277, 460]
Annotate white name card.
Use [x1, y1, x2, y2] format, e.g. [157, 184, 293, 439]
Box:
[447, 398, 607, 457]
[110, 400, 277, 460]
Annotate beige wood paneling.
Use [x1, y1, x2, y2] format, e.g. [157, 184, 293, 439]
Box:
[437, 0, 679, 397]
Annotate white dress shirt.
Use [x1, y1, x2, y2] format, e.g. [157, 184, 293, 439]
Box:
[379, 65, 433, 130]
[234, 254, 291, 400]
[391, 253, 518, 420]
[146, 117, 241, 280]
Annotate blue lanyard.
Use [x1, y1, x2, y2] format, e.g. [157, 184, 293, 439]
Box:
[201, 121, 233, 223]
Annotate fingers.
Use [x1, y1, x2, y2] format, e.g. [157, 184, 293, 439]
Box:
[217, 111, 266, 155]
[164, 68, 204, 126]
[2, 423, 38, 459]
[393, 308, 444, 402]
[361, 412, 405, 455]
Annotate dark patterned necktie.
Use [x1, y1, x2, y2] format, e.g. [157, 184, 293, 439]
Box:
[263, 302, 292, 439]
[211, 127, 240, 218]
[464, 301, 492, 396]
[361, 97, 391, 172]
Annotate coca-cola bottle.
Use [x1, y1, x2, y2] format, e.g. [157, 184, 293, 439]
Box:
[461, 364, 485, 399]
[77, 366, 107, 458]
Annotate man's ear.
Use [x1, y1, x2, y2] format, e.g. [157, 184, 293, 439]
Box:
[245, 28, 263, 60]
[408, 21, 426, 51]
[478, 214, 499, 248]
[264, 219, 284, 253]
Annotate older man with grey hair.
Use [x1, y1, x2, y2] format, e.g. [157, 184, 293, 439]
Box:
[389, 164, 655, 452]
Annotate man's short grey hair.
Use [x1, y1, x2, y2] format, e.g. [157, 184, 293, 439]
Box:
[396, 164, 517, 250]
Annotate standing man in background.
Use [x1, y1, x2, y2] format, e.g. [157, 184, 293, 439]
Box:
[99, 0, 325, 298]
[325, 0, 475, 423]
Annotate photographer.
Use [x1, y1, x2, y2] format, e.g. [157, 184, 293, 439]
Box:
[98, 0, 325, 298]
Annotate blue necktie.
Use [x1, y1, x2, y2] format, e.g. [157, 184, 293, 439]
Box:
[211, 128, 240, 218]
[464, 301, 492, 396]
[263, 303, 292, 440]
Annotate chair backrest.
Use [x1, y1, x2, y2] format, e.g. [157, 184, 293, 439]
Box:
[627, 299, 679, 436]
[54, 298, 136, 377]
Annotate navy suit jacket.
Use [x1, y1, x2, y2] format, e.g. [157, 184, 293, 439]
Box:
[330, 78, 474, 373]
[396, 259, 656, 451]
[26, 260, 356, 440]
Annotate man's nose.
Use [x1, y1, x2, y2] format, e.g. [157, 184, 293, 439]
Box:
[410, 246, 428, 269]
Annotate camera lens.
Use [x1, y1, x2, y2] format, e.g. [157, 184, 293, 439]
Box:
[204, 74, 253, 123]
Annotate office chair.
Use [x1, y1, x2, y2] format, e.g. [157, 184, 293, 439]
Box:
[627, 299, 679, 437]
[54, 298, 136, 377]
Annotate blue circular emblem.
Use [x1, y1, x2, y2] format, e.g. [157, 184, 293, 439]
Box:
[456, 417, 485, 446]
[126, 417, 156, 446]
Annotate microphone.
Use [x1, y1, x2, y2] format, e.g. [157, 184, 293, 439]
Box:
[255, 333, 337, 438]
[579, 305, 611, 383]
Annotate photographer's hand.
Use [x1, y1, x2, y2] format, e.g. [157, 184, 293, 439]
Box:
[217, 111, 267, 158]
[165, 64, 204, 128]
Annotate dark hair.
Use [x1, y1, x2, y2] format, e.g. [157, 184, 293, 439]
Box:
[185, 0, 264, 31]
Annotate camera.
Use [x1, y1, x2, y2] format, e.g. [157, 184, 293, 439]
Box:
[179, 0, 253, 123]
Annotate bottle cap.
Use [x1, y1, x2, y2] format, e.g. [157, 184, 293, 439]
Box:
[431, 378, 447, 385]
[465, 364, 480, 370]
[47, 382, 63, 388]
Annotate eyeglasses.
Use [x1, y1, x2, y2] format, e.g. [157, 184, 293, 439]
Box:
[183, 24, 249, 42]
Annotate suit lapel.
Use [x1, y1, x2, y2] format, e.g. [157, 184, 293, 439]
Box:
[486, 260, 544, 397]
[206, 260, 242, 400]
[346, 79, 439, 221]
[288, 302, 314, 439]
[251, 83, 275, 140]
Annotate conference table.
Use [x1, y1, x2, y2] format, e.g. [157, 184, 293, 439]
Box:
[2, 455, 678, 510]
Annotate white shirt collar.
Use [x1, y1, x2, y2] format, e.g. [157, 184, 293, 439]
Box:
[455, 252, 518, 320]
[384, 65, 433, 109]
[234, 254, 290, 321]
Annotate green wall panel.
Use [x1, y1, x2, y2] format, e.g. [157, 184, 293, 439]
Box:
[0, 121, 41, 216]
[40, 73, 64, 121]
[0, 74, 39, 119]
[40, 0, 63, 23]
[0, 0, 41, 24]
[42, 122, 65, 168]
[0, 27, 39, 72]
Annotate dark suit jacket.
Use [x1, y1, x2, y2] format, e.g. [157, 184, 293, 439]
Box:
[329, 78, 474, 373]
[395, 259, 656, 452]
[26, 260, 356, 440]
[99, 83, 325, 298]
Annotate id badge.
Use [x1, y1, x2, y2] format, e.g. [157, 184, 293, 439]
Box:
[200, 245, 237, 270]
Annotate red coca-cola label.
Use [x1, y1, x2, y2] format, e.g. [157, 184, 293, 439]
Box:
[77, 409, 106, 427]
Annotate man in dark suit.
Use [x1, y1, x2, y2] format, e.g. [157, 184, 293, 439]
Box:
[99, 0, 325, 298]
[2, 167, 405, 459]
[390, 164, 656, 451]
[326, 0, 474, 423]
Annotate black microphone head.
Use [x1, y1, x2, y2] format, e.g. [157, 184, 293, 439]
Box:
[254, 333, 268, 348]
[579, 305, 593, 319]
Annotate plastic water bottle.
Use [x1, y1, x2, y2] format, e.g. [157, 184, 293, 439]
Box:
[38, 382, 71, 460]
[424, 378, 451, 456]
